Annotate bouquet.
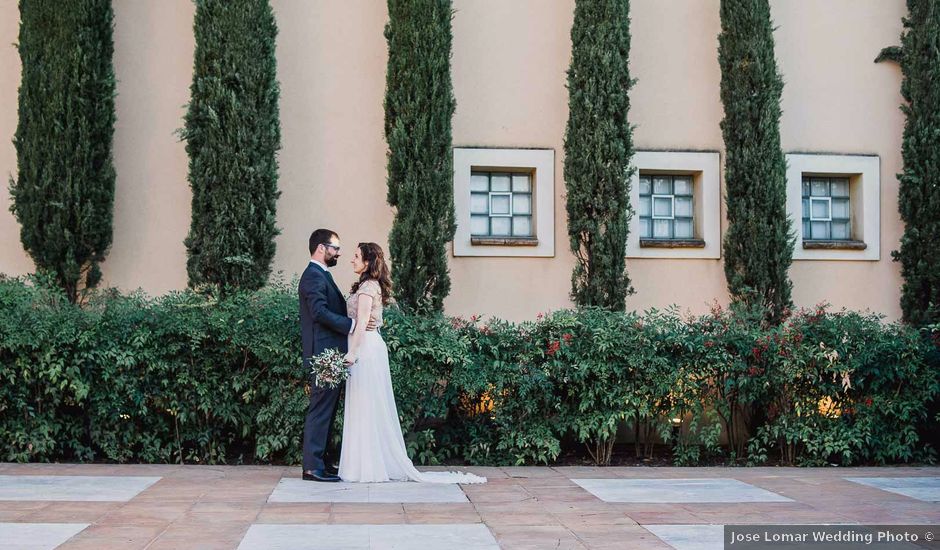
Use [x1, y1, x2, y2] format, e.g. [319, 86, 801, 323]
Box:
[309, 348, 350, 389]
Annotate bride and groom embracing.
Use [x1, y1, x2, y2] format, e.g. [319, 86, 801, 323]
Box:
[299, 228, 486, 485]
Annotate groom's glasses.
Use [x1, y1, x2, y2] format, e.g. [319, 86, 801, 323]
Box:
[324, 243, 341, 252]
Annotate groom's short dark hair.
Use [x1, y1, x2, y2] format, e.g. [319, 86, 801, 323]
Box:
[309, 229, 337, 254]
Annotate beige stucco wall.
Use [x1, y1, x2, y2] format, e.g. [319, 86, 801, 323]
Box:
[0, 0, 907, 322]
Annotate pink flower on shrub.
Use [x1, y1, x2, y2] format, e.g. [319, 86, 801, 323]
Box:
[546, 341, 561, 356]
[709, 301, 723, 317]
[562, 333, 573, 343]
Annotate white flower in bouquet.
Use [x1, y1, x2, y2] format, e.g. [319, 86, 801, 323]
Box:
[309, 348, 350, 389]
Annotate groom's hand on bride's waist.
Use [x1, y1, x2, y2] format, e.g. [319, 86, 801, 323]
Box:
[365, 318, 377, 331]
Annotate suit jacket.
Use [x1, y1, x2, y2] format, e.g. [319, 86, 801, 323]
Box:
[299, 262, 353, 367]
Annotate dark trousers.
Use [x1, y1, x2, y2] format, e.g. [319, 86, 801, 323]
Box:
[302, 382, 343, 471]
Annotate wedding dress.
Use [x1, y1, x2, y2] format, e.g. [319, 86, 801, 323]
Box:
[338, 279, 486, 484]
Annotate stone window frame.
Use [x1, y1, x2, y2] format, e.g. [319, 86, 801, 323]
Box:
[786, 153, 880, 261]
[453, 147, 555, 257]
[627, 150, 721, 259]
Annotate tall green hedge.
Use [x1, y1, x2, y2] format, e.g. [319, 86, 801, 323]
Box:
[1, 276, 934, 467]
[9, 0, 116, 303]
[564, 0, 635, 311]
[880, 1, 940, 327]
[181, 0, 281, 292]
[718, 0, 794, 323]
[384, 0, 457, 313]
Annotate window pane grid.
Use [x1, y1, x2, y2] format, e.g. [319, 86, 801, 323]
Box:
[470, 171, 533, 238]
[801, 176, 850, 240]
[639, 174, 694, 240]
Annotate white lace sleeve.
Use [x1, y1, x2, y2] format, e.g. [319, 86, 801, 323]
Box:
[357, 279, 380, 299]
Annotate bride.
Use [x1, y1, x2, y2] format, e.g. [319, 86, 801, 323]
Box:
[338, 242, 486, 484]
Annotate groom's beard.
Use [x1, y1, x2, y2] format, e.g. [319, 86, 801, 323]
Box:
[325, 255, 338, 267]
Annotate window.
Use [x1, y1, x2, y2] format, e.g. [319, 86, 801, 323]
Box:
[802, 176, 850, 240]
[453, 148, 555, 257]
[638, 174, 694, 240]
[627, 151, 720, 259]
[470, 172, 533, 238]
[786, 154, 880, 261]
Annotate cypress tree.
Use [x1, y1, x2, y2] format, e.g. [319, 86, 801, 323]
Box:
[181, 0, 281, 291]
[878, 1, 940, 326]
[384, 0, 457, 314]
[718, 0, 793, 323]
[564, 0, 635, 310]
[9, 0, 116, 303]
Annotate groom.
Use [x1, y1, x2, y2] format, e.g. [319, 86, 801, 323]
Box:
[300, 229, 373, 482]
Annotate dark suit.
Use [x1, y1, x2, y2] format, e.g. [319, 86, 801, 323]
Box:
[300, 261, 353, 472]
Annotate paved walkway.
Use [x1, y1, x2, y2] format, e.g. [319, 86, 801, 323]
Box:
[0, 463, 937, 549]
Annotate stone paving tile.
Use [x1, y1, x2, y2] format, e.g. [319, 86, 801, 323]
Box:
[0, 501, 50, 522]
[237, 523, 500, 550]
[330, 502, 407, 524]
[20, 501, 122, 523]
[625, 510, 705, 525]
[0, 475, 161, 502]
[644, 524, 724, 550]
[573, 478, 792, 503]
[540, 500, 618, 514]
[677, 501, 855, 525]
[554, 466, 625, 479]
[0, 522, 89, 550]
[0, 464, 82, 475]
[833, 503, 940, 524]
[57, 464, 180, 476]
[553, 510, 638, 527]
[56, 524, 166, 550]
[268, 478, 469, 503]
[96, 501, 194, 527]
[129, 480, 208, 503]
[147, 519, 252, 550]
[465, 492, 536, 505]
[472, 500, 548, 514]
[512, 476, 580, 488]
[402, 502, 482, 524]
[254, 503, 332, 524]
[477, 511, 563, 527]
[488, 524, 588, 549]
[845, 476, 940, 502]
[417, 465, 504, 480]
[183, 500, 264, 522]
[0, 509, 33, 521]
[500, 466, 562, 479]
[568, 524, 671, 550]
[1, 464, 939, 548]
[330, 511, 408, 524]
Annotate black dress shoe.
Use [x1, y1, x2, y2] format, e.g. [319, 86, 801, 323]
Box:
[303, 469, 340, 482]
[325, 465, 339, 476]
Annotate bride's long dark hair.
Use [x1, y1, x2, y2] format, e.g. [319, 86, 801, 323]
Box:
[351, 242, 393, 306]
